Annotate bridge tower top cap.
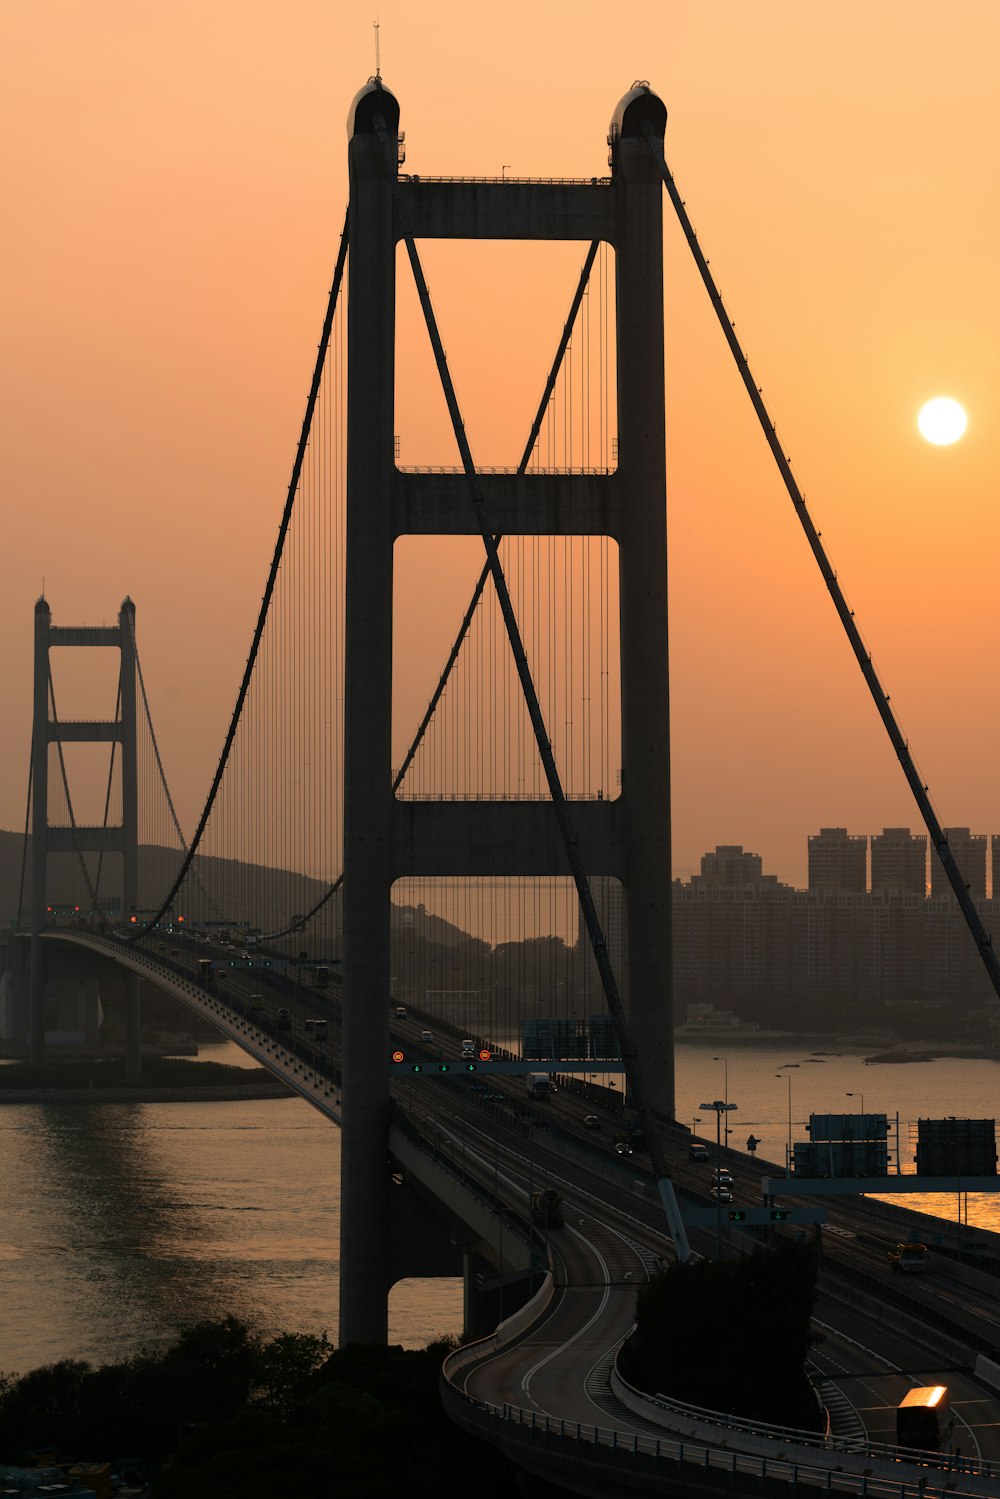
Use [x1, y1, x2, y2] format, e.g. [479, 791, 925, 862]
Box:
[609, 81, 667, 143]
[35, 595, 51, 615]
[347, 78, 400, 142]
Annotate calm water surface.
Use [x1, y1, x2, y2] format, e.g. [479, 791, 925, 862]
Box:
[1, 1037, 997, 1374]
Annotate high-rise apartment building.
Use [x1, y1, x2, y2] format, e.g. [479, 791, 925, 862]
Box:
[808, 827, 867, 893]
[870, 827, 927, 896]
[694, 846, 776, 890]
[930, 827, 987, 901]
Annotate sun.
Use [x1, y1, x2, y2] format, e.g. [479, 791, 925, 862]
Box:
[917, 397, 967, 446]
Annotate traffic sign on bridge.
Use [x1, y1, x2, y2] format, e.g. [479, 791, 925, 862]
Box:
[682, 1206, 827, 1227]
[389, 1057, 627, 1075]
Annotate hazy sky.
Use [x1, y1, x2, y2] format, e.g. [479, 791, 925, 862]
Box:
[4, 1, 999, 889]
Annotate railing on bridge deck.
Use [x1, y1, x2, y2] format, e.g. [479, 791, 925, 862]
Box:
[442, 1373, 993, 1498]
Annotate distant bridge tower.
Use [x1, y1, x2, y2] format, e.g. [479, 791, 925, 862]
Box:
[341, 82, 673, 1342]
[30, 597, 140, 1072]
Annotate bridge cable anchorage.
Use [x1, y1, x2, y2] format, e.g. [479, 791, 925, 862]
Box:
[47, 663, 98, 906]
[260, 241, 603, 945]
[376, 114, 691, 1263]
[128, 209, 350, 944]
[124, 613, 227, 926]
[644, 123, 1000, 1008]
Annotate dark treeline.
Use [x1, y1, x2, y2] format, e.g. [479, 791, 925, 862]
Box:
[0, 1318, 519, 1498]
[620, 1238, 821, 1431]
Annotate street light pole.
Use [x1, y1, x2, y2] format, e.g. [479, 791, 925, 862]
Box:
[714, 1054, 730, 1140]
[775, 1074, 792, 1175]
[699, 1098, 737, 1261]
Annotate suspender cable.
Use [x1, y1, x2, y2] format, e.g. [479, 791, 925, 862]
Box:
[128, 210, 350, 943]
[378, 114, 690, 1262]
[644, 125, 1000, 1006]
[16, 754, 33, 931]
[93, 679, 121, 902]
[47, 666, 97, 906]
[123, 614, 226, 921]
[394, 239, 599, 797]
[259, 239, 601, 943]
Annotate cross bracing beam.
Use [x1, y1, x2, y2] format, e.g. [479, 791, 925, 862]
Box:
[392, 798, 625, 879]
[393, 470, 620, 538]
[397, 179, 615, 242]
[48, 721, 121, 742]
[47, 626, 120, 647]
[45, 826, 127, 854]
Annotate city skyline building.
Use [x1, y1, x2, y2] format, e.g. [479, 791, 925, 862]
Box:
[871, 827, 928, 896]
[672, 829, 1000, 1018]
[808, 826, 867, 894]
[931, 827, 987, 902]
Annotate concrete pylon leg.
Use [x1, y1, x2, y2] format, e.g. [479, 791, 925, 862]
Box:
[28, 935, 45, 1062]
[339, 83, 399, 1347]
[125, 972, 141, 1077]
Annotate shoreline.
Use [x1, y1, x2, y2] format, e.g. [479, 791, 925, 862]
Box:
[676, 1030, 1000, 1063]
[0, 1083, 297, 1105]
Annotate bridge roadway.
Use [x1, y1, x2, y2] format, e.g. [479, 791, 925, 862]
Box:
[37, 928, 1000, 1495]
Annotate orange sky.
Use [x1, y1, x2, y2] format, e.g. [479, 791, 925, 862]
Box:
[4, 1, 1000, 890]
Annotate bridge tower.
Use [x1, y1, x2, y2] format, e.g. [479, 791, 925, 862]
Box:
[30, 597, 140, 1072]
[341, 82, 673, 1342]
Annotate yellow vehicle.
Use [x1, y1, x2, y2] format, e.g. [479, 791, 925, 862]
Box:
[888, 1242, 928, 1274]
[896, 1386, 952, 1453]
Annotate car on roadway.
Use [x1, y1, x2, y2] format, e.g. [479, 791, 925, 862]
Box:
[276, 1007, 292, 1030]
[710, 1184, 733, 1205]
[688, 1142, 710, 1161]
[583, 1115, 601, 1130]
[420, 1028, 433, 1043]
[249, 994, 264, 1011]
[395, 1006, 408, 1018]
[712, 1167, 734, 1188]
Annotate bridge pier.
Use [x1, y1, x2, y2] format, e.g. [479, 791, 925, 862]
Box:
[339, 80, 676, 1341]
[28, 597, 141, 1067]
[462, 1251, 543, 1343]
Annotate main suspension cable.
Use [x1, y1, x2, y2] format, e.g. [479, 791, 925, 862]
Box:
[125, 613, 227, 921]
[644, 123, 1000, 1005]
[127, 209, 351, 942]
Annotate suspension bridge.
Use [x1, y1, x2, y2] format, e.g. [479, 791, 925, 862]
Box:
[10, 80, 1000, 1495]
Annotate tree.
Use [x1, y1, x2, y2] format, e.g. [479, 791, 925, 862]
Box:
[621, 1238, 821, 1429]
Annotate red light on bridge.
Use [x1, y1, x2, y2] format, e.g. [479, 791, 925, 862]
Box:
[479, 1049, 491, 1062]
[391, 1049, 405, 1064]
